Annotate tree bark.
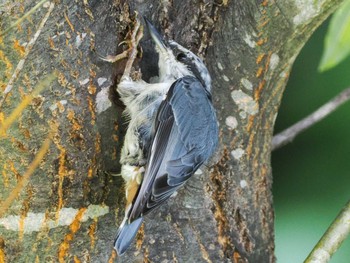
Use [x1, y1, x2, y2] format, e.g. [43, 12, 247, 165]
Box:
[0, 0, 344, 262]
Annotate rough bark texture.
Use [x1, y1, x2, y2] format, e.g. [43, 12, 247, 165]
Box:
[0, 0, 344, 262]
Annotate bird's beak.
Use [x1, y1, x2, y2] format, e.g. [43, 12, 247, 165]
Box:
[144, 17, 168, 54]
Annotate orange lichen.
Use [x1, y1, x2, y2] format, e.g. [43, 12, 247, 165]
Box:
[260, 18, 269, 28]
[87, 96, 96, 125]
[87, 84, 96, 95]
[11, 137, 28, 152]
[55, 144, 67, 220]
[254, 80, 266, 100]
[264, 52, 272, 73]
[246, 131, 256, 158]
[95, 133, 101, 154]
[22, 74, 32, 90]
[18, 87, 27, 100]
[20, 127, 31, 139]
[173, 223, 185, 242]
[57, 101, 66, 113]
[193, 228, 212, 263]
[246, 115, 255, 134]
[0, 237, 5, 263]
[60, 59, 69, 69]
[67, 110, 82, 131]
[58, 208, 87, 263]
[233, 251, 242, 263]
[87, 167, 93, 178]
[8, 160, 21, 181]
[70, 208, 87, 233]
[89, 69, 97, 78]
[256, 67, 264, 78]
[144, 247, 150, 262]
[85, 9, 95, 21]
[108, 250, 117, 263]
[57, 72, 68, 88]
[13, 39, 25, 56]
[209, 149, 232, 252]
[51, 118, 66, 219]
[70, 70, 79, 79]
[256, 38, 267, 46]
[256, 39, 264, 46]
[73, 256, 81, 263]
[48, 36, 55, 50]
[0, 81, 5, 92]
[256, 54, 265, 65]
[64, 12, 75, 33]
[88, 219, 97, 249]
[261, 0, 268, 7]
[136, 223, 145, 250]
[69, 70, 79, 79]
[0, 50, 13, 78]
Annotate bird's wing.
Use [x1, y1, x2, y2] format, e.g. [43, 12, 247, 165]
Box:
[128, 76, 218, 222]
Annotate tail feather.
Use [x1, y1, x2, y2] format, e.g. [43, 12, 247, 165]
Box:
[114, 217, 144, 255]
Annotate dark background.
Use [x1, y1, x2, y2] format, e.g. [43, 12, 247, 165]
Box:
[273, 19, 350, 262]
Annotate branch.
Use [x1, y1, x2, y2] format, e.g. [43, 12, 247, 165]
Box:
[272, 87, 350, 150]
[304, 200, 350, 263]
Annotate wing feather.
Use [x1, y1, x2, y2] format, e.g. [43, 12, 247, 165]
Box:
[129, 76, 218, 222]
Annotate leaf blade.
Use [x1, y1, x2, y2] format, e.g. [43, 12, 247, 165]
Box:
[319, 0, 350, 72]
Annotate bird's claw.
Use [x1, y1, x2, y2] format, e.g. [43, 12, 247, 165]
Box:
[99, 13, 144, 81]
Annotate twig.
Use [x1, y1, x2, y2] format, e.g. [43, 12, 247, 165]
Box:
[0, 1, 55, 109]
[304, 200, 350, 263]
[272, 87, 350, 150]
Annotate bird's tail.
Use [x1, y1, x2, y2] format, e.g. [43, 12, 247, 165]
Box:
[114, 216, 144, 255]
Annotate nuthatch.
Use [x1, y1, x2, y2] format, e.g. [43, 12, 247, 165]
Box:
[103, 17, 219, 255]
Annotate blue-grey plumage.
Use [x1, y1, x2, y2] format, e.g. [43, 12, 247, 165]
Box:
[128, 75, 218, 221]
[114, 17, 218, 255]
[114, 217, 143, 255]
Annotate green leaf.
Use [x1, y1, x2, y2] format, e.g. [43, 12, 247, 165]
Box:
[319, 0, 350, 72]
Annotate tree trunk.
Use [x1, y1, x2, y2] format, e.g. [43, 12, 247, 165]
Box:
[0, 0, 344, 262]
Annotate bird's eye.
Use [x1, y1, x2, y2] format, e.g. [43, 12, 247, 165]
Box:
[176, 53, 187, 61]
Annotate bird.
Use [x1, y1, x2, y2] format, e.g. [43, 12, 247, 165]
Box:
[102, 16, 219, 255]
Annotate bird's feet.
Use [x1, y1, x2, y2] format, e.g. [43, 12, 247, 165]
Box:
[99, 13, 143, 81]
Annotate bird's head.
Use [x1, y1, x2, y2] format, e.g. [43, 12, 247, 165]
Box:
[144, 18, 212, 93]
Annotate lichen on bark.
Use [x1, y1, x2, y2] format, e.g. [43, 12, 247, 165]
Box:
[0, 0, 345, 262]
